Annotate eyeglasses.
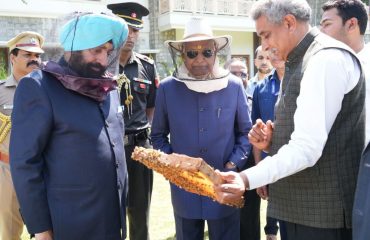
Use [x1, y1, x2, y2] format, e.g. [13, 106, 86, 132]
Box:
[185, 49, 214, 59]
[231, 71, 248, 79]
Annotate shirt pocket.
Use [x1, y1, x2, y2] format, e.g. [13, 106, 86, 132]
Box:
[216, 107, 235, 133]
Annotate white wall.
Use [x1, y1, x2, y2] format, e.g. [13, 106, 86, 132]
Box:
[0, 0, 151, 49]
[158, 12, 256, 32]
[0, 0, 108, 18]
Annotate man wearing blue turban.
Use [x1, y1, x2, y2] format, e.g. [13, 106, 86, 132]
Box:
[9, 13, 129, 240]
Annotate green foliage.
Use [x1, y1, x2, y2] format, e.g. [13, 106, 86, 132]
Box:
[0, 51, 8, 79]
[0, 64, 8, 80]
[158, 61, 175, 76]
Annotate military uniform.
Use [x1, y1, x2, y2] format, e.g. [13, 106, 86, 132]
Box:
[0, 31, 44, 240]
[121, 52, 158, 133]
[119, 52, 158, 240]
[0, 76, 23, 240]
[108, 2, 158, 239]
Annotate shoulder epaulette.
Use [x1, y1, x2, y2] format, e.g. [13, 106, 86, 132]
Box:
[135, 52, 154, 65]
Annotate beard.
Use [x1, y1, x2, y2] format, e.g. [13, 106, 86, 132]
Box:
[68, 52, 107, 78]
[258, 66, 271, 74]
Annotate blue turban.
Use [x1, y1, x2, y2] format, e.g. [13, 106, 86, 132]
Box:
[60, 13, 128, 51]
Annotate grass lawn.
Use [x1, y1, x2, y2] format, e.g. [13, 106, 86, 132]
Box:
[22, 172, 275, 240]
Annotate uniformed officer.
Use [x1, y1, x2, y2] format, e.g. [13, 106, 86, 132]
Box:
[107, 3, 159, 240]
[0, 31, 44, 240]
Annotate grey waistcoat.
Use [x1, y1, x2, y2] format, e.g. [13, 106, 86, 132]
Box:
[268, 28, 365, 229]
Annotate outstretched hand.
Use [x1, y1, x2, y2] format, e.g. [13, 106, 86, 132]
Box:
[214, 170, 247, 205]
[248, 119, 274, 151]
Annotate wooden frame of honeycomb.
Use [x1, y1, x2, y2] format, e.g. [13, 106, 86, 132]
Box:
[132, 146, 244, 208]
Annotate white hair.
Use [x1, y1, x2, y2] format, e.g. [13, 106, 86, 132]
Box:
[250, 0, 311, 24]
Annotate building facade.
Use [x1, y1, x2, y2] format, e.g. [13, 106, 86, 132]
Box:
[152, 0, 258, 77]
[0, 0, 368, 78]
[0, 0, 153, 74]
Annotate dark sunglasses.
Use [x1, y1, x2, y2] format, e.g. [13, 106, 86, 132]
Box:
[231, 71, 248, 78]
[186, 49, 214, 59]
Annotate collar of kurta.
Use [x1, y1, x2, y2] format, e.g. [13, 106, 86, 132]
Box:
[42, 58, 117, 102]
[287, 27, 319, 64]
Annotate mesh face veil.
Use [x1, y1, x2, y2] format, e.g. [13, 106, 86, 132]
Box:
[168, 39, 231, 82]
[59, 11, 128, 77]
[164, 17, 232, 91]
[41, 12, 129, 102]
[165, 39, 232, 93]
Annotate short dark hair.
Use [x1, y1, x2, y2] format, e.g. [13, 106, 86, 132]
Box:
[322, 0, 368, 35]
[10, 48, 19, 56]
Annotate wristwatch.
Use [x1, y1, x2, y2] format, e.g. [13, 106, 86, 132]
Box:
[226, 161, 238, 171]
[229, 161, 236, 168]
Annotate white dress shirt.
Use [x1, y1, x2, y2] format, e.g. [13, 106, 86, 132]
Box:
[246, 75, 259, 96]
[357, 43, 370, 145]
[243, 48, 361, 190]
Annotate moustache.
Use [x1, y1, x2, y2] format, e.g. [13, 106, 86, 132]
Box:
[83, 62, 107, 78]
[87, 62, 106, 72]
[27, 61, 40, 67]
[126, 41, 134, 45]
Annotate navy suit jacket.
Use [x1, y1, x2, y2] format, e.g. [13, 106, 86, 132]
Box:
[10, 69, 127, 240]
[151, 76, 251, 219]
[353, 143, 370, 240]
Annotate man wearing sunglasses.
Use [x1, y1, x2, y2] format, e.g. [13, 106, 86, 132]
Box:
[227, 58, 249, 90]
[151, 17, 252, 240]
[227, 58, 252, 113]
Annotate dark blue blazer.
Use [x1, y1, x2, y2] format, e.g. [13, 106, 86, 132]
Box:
[353, 143, 370, 240]
[151, 76, 251, 219]
[10, 69, 127, 240]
